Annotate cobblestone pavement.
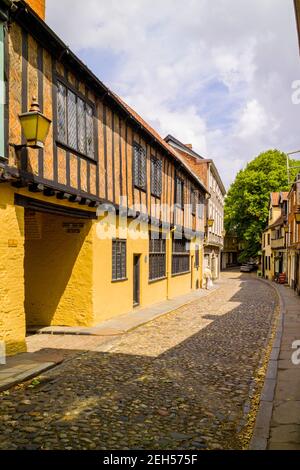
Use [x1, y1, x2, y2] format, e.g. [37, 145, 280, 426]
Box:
[0, 271, 278, 450]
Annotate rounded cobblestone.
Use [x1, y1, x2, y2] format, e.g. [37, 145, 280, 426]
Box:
[0, 272, 277, 450]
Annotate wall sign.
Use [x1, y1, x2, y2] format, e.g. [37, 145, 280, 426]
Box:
[62, 222, 84, 234]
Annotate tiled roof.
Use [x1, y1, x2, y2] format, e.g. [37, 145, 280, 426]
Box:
[16, 0, 209, 195]
[113, 93, 209, 194]
[270, 192, 280, 206]
[280, 192, 289, 201]
[164, 135, 226, 195]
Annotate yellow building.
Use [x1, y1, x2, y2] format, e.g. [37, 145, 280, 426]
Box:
[0, 0, 216, 356]
[262, 192, 288, 280]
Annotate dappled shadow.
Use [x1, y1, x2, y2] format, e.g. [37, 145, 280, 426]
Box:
[0, 277, 277, 450]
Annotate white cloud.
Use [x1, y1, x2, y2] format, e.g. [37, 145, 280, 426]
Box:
[46, 0, 300, 188]
[237, 100, 269, 139]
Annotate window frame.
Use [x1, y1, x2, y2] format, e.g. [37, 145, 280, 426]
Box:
[149, 232, 166, 282]
[112, 239, 127, 282]
[150, 155, 162, 198]
[175, 175, 184, 209]
[195, 244, 200, 268]
[55, 77, 96, 162]
[133, 141, 147, 191]
[197, 194, 205, 219]
[172, 236, 190, 276]
[191, 188, 198, 215]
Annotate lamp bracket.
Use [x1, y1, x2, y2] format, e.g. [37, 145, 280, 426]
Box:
[9, 143, 27, 151]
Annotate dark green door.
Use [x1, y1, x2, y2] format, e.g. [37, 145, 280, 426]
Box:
[133, 255, 140, 307]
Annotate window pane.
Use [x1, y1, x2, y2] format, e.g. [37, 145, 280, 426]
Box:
[57, 82, 66, 143]
[176, 177, 183, 207]
[77, 97, 86, 154]
[149, 232, 166, 280]
[121, 242, 126, 279]
[140, 147, 146, 189]
[157, 159, 162, 196]
[172, 237, 190, 274]
[151, 157, 156, 195]
[151, 157, 162, 197]
[112, 240, 126, 280]
[134, 144, 146, 189]
[67, 90, 77, 149]
[86, 104, 94, 158]
[134, 145, 140, 186]
[112, 242, 117, 280]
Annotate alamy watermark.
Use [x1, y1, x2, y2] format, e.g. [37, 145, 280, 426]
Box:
[291, 340, 300, 365]
[291, 81, 300, 104]
[95, 196, 206, 241]
[0, 341, 6, 365]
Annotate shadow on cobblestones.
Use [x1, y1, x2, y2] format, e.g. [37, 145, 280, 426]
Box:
[0, 274, 277, 450]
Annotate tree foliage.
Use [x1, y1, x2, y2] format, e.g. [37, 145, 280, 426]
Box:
[224, 149, 299, 262]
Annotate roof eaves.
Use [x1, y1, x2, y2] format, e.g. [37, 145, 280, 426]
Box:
[164, 134, 205, 160]
[12, 1, 209, 194]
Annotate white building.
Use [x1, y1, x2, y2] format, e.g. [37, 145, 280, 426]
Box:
[165, 135, 226, 280]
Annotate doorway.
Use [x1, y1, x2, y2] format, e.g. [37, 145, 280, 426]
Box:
[23, 205, 94, 330]
[133, 254, 141, 307]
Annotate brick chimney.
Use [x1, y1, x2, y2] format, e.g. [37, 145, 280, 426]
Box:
[185, 144, 193, 150]
[25, 0, 45, 20]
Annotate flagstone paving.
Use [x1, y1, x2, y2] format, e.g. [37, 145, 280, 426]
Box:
[0, 271, 278, 450]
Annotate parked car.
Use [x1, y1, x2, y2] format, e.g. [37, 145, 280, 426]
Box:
[240, 262, 258, 273]
[240, 264, 252, 272]
[247, 261, 259, 271]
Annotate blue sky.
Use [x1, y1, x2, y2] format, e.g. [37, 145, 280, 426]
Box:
[46, 0, 300, 188]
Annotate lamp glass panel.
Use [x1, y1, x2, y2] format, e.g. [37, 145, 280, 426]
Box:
[36, 114, 51, 144]
[20, 114, 38, 141]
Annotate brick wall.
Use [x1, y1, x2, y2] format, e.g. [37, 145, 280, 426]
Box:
[25, 0, 45, 20]
[175, 150, 209, 188]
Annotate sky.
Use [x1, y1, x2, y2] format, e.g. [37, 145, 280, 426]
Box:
[46, 0, 300, 189]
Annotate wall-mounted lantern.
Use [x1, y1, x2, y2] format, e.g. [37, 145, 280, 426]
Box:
[18, 97, 51, 149]
[207, 218, 214, 228]
[295, 211, 300, 224]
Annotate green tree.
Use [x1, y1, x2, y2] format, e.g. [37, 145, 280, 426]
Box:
[224, 149, 299, 262]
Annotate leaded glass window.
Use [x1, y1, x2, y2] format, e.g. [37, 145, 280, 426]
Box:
[67, 90, 77, 149]
[149, 233, 166, 281]
[112, 240, 127, 281]
[57, 82, 67, 143]
[175, 176, 184, 208]
[77, 97, 86, 154]
[172, 237, 190, 275]
[57, 81, 95, 159]
[86, 104, 94, 158]
[133, 143, 147, 190]
[151, 156, 162, 198]
[191, 188, 197, 215]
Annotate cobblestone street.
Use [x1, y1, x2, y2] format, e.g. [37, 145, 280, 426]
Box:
[0, 271, 278, 450]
